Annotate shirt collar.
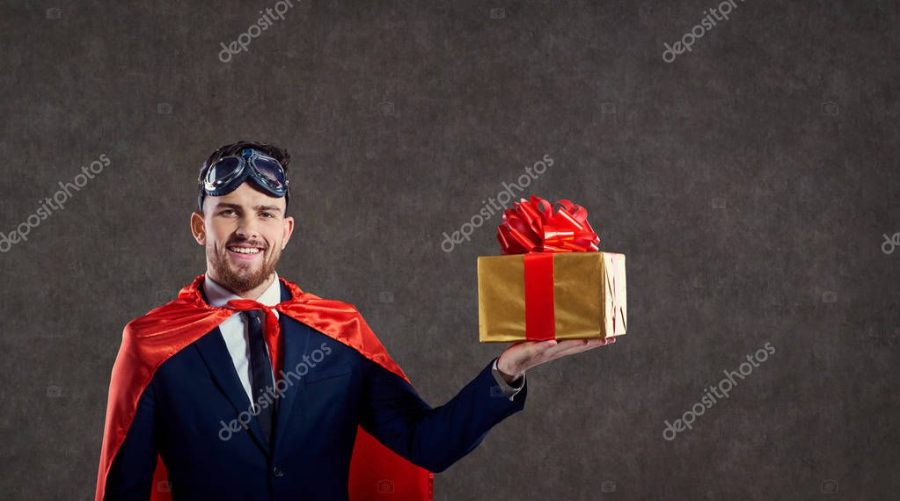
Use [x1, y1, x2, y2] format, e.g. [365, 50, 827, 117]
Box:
[202, 272, 282, 308]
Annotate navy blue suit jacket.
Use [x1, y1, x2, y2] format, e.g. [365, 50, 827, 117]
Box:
[104, 281, 527, 500]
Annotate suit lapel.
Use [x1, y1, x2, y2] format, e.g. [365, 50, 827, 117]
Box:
[193, 328, 272, 455]
[189, 279, 307, 456]
[191, 281, 273, 455]
[272, 281, 309, 453]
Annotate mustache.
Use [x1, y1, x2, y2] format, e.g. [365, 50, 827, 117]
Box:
[224, 239, 268, 249]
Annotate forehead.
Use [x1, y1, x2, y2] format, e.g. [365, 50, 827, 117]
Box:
[205, 182, 286, 209]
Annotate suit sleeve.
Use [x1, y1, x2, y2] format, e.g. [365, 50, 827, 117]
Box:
[104, 380, 159, 500]
[359, 357, 527, 473]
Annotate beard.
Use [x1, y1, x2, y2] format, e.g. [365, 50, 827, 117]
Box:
[207, 239, 281, 295]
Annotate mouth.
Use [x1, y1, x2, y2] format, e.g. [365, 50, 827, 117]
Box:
[226, 244, 266, 262]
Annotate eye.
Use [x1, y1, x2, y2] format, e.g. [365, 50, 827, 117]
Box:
[261, 211, 275, 218]
[219, 209, 235, 216]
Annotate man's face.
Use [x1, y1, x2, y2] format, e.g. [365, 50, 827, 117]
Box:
[190, 182, 295, 294]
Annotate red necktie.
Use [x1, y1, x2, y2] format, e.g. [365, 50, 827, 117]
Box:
[226, 299, 283, 378]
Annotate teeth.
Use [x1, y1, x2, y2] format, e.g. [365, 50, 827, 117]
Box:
[229, 247, 261, 254]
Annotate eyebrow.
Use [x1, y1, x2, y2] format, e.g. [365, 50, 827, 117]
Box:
[216, 202, 283, 213]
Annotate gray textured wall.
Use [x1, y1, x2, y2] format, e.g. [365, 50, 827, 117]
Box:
[1, 0, 898, 499]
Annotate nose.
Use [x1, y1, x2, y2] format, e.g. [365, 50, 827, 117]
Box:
[234, 214, 261, 241]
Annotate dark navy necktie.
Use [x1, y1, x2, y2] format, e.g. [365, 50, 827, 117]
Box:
[245, 310, 275, 444]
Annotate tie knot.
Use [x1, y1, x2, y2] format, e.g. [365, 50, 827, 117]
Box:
[227, 298, 269, 313]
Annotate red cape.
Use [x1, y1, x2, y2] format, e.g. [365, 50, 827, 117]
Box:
[96, 274, 434, 501]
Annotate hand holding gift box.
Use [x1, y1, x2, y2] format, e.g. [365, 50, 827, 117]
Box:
[479, 196, 626, 383]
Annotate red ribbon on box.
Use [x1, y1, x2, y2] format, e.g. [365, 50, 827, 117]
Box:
[497, 196, 600, 341]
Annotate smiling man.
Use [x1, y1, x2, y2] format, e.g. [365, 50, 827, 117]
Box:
[95, 140, 615, 501]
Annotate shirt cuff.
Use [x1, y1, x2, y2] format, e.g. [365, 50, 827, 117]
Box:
[491, 357, 525, 401]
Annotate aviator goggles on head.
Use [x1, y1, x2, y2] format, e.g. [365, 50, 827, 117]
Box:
[197, 148, 289, 211]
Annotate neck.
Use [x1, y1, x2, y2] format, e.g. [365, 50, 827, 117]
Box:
[207, 270, 276, 300]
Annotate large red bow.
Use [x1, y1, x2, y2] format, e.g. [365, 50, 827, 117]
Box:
[497, 195, 600, 254]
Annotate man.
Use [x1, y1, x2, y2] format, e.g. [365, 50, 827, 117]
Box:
[96, 140, 615, 500]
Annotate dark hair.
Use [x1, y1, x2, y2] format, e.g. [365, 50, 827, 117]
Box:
[197, 140, 292, 211]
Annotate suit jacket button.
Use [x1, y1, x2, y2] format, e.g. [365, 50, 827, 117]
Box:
[272, 466, 284, 478]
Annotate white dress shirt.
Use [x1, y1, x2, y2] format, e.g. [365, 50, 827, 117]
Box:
[203, 272, 282, 401]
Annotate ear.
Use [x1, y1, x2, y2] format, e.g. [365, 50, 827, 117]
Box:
[281, 216, 295, 250]
[190, 211, 206, 245]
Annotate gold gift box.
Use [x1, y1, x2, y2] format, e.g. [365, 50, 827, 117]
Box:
[477, 252, 627, 342]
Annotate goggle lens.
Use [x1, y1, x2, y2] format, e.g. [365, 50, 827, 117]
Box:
[252, 157, 286, 190]
[204, 157, 243, 190]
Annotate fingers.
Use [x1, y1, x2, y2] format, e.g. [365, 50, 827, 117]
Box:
[508, 340, 557, 363]
[543, 337, 617, 360]
[548, 341, 595, 358]
[530, 340, 558, 358]
[541, 339, 592, 359]
[504, 337, 618, 373]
